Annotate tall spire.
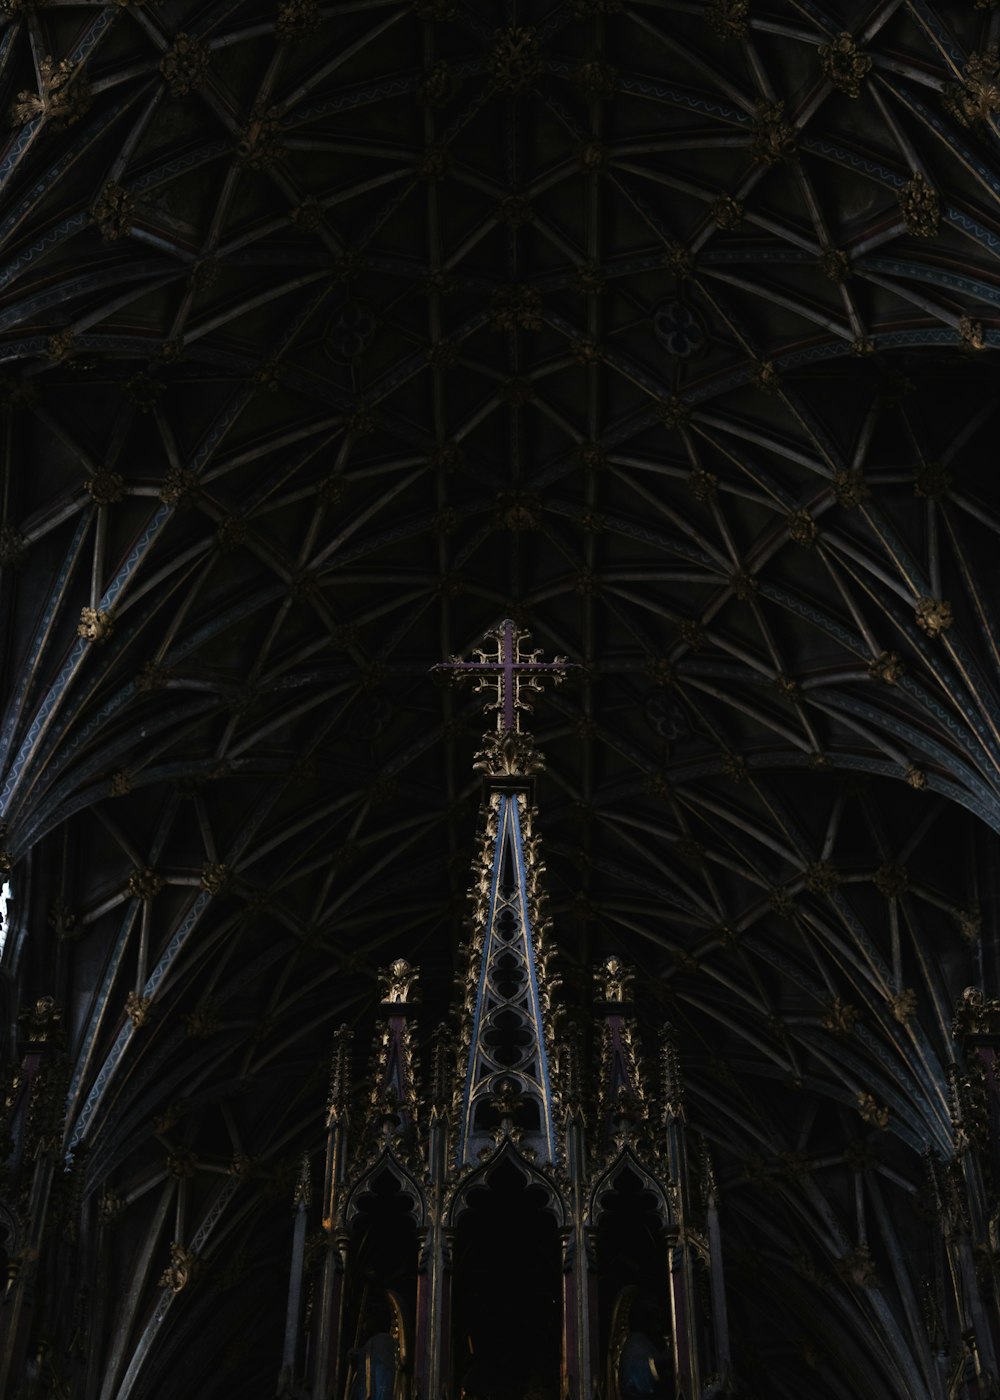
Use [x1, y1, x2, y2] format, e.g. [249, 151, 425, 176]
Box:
[455, 790, 558, 1166]
[439, 620, 571, 1167]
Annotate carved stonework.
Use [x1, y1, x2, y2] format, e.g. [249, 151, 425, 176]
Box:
[599, 955, 633, 1004]
[787, 510, 818, 547]
[128, 867, 164, 899]
[803, 861, 838, 896]
[237, 104, 284, 169]
[276, 0, 319, 43]
[899, 172, 940, 237]
[489, 26, 541, 93]
[711, 193, 743, 230]
[944, 48, 1000, 128]
[706, 0, 748, 40]
[159, 1242, 198, 1292]
[914, 460, 951, 499]
[818, 32, 871, 98]
[18, 997, 62, 1043]
[293, 1152, 311, 1207]
[490, 284, 542, 331]
[91, 183, 134, 243]
[749, 101, 797, 165]
[85, 470, 125, 505]
[889, 989, 917, 1024]
[573, 60, 618, 99]
[125, 991, 152, 1028]
[11, 56, 90, 129]
[874, 862, 908, 899]
[819, 248, 850, 282]
[833, 468, 870, 508]
[416, 60, 457, 109]
[954, 986, 1000, 1038]
[200, 863, 231, 895]
[822, 997, 858, 1034]
[160, 34, 209, 95]
[959, 315, 987, 351]
[78, 607, 113, 643]
[856, 1092, 889, 1129]
[160, 466, 200, 509]
[868, 650, 903, 684]
[379, 959, 419, 1005]
[914, 596, 952, 637]
[0, 524, 27, 570]
[473, 729, 544, 777]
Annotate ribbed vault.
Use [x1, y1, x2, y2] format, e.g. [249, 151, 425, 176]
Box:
[3, 0, 1000, 1395]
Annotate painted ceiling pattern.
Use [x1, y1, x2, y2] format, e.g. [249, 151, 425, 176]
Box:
[3, 0, 1000, 1394]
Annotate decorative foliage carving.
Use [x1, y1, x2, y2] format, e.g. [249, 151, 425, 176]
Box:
[160, 467, 200, 509]
[490, 284, 542, 331]
[868, 650, 904, 684]
[379, 959, 419, 1005]
[819, 248, 850, 282]
[128, 867, 164, 899]
[787, 510, 818, 546]
[899, 173, 940, 237]
[78, 607, 113, 643]
[822, 997, 858, 1034]
[236, 104, 284, 169]
[598, 955, 633, 1003]
[874, 862, 908, 899]
[276, 0, 319, 43]
[489, 27, 541, 93]
[914, 596, 952, 637]
[833, 469, 870, 507]
[18, 996, 62, 1043]
[91, 183, 134, 243]
[953, 986, 1000, 1037]
[706, 0, 748, 39]
[856, 1092, 889, 1129]
[85, 470, 125, 505]
[159, 1242, 198, 1292]
[160, 34, 209, 95]
[818, 32, 871, 97]
[124, 991, 152, 1027]
[0, 525, 28, 570]
[749, 102, 797, 165]
[912, 460, 951, 499]
[711, 193, 743, 229]
[943, 48, 1000, 128]
[959, 315, 986, 351]
[11, 57, 90, 129]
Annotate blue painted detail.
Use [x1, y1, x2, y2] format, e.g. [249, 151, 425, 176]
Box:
[880, 77, 1000, 205]
[757, 583, 868, 654]
[858, 258, 1000, 309]
[64, 902, 138, 1118]
[67, 891, 210, 1151]
[0, 512, 90, 800]
[652, 299, 705, 357]
[799, 135, 906, 188]
[616, 73, 749, 125]
[456, 792, 557, 1169]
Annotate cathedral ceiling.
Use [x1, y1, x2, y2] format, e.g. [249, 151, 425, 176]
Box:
[3, 0, 1000, 1393]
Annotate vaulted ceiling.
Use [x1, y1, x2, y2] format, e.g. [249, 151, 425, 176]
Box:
[3, 0, 1000, 1395]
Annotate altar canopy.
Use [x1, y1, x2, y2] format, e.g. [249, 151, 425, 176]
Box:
[278, 625, 731, 1398]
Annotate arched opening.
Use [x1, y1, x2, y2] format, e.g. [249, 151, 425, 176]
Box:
[596, 1167, 672, 1393]
[342, 1169, 418, 1396]
[452, 1157, 562, 1400]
